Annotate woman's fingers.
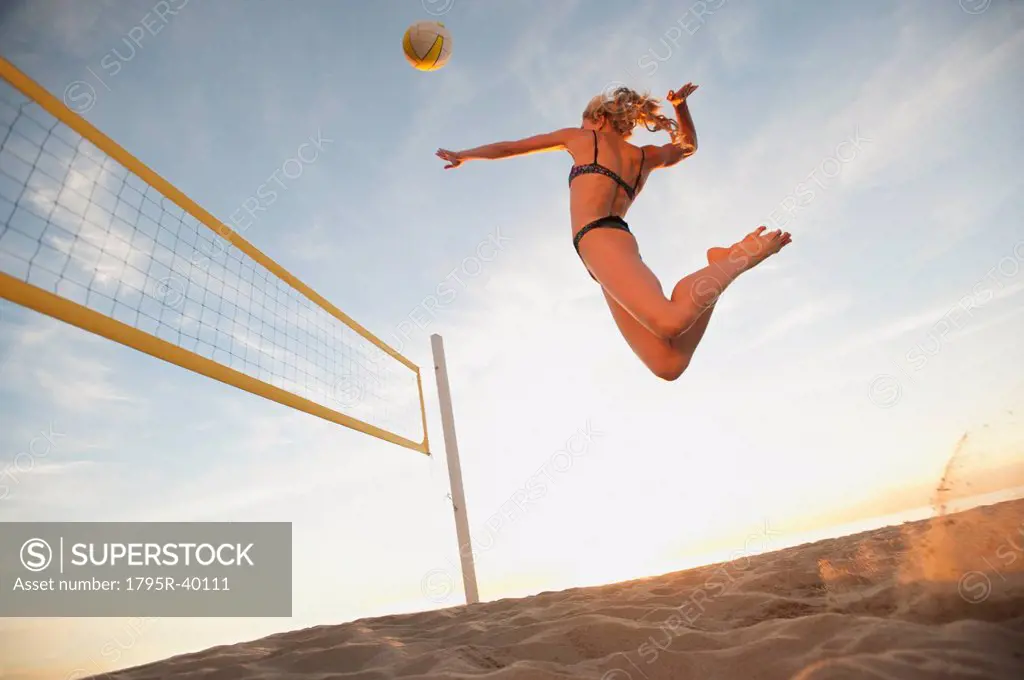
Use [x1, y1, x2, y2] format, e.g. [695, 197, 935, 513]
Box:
[667, 83, 698, 105]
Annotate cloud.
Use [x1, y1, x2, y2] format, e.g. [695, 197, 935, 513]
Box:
[949, 300, 1024, 342]
[915, 176, 1024, 265]
[673, 14, 1024, 254]
[5, 460, 94, 476]
[828, 21, 1024, 195]
[283, 214, 342, 263]
[0, 0, 111, 63]
[747, 293, 853, 348]
[129, 404, 398, 522]
[0, 310, 138, 407]
[822, 274, 1024, 361]
[35, 354, 134, 412]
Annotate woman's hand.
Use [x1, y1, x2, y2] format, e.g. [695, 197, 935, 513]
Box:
[667, 83, 698, 106]
[436, 148, 465, 169]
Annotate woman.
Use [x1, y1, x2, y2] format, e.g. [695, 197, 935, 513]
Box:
[436, 84, 791, 380]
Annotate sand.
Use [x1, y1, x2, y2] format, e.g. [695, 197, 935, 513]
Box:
[92, 498, 1024, 679]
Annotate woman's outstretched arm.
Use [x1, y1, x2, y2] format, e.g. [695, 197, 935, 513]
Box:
[437, 128, 578, 168]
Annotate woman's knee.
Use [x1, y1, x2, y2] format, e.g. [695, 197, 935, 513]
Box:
[649, 308, 701, 339]
[651, 354, 691, 381]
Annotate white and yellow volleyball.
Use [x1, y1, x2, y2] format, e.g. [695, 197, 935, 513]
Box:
[402, 21, 452, 71]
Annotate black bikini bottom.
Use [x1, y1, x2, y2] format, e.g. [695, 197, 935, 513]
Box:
[572, 215, 634, 281]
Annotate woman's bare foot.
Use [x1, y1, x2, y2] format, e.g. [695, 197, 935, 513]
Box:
[707, 226, 791, 271]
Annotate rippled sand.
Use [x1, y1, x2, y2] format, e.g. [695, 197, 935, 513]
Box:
[94, 498, 1024, 679]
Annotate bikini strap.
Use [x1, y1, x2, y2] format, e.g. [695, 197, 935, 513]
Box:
[592, 129, 598, 164]
[634, 147, 645, 190]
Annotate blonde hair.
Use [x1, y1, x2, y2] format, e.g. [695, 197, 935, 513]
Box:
[583, 87, 679, 141]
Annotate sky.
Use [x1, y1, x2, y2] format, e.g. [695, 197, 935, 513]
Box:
[0, 0, 1023, 676]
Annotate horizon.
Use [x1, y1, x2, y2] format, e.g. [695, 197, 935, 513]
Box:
[1, 0, 1022, 677]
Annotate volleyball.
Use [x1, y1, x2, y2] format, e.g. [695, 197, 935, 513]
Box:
[402, 21, 452, 71]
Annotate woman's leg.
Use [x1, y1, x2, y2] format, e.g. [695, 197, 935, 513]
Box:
[581, 226, 790, 379]
[602, 291, 718, 380]
[581, 225, 789, 340]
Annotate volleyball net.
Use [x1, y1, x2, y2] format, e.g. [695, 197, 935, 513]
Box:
[0, 57, 429, 454]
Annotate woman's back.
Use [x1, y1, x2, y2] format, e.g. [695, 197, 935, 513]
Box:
[567, 129, 649, 230]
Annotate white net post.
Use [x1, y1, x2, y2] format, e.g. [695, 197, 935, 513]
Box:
[430, 333, 479, 605]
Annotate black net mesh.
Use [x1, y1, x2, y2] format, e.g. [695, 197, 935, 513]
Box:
[0, 78, 424, 447]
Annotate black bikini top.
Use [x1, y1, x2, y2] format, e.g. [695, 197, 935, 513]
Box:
[568, 129, 645, 201]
